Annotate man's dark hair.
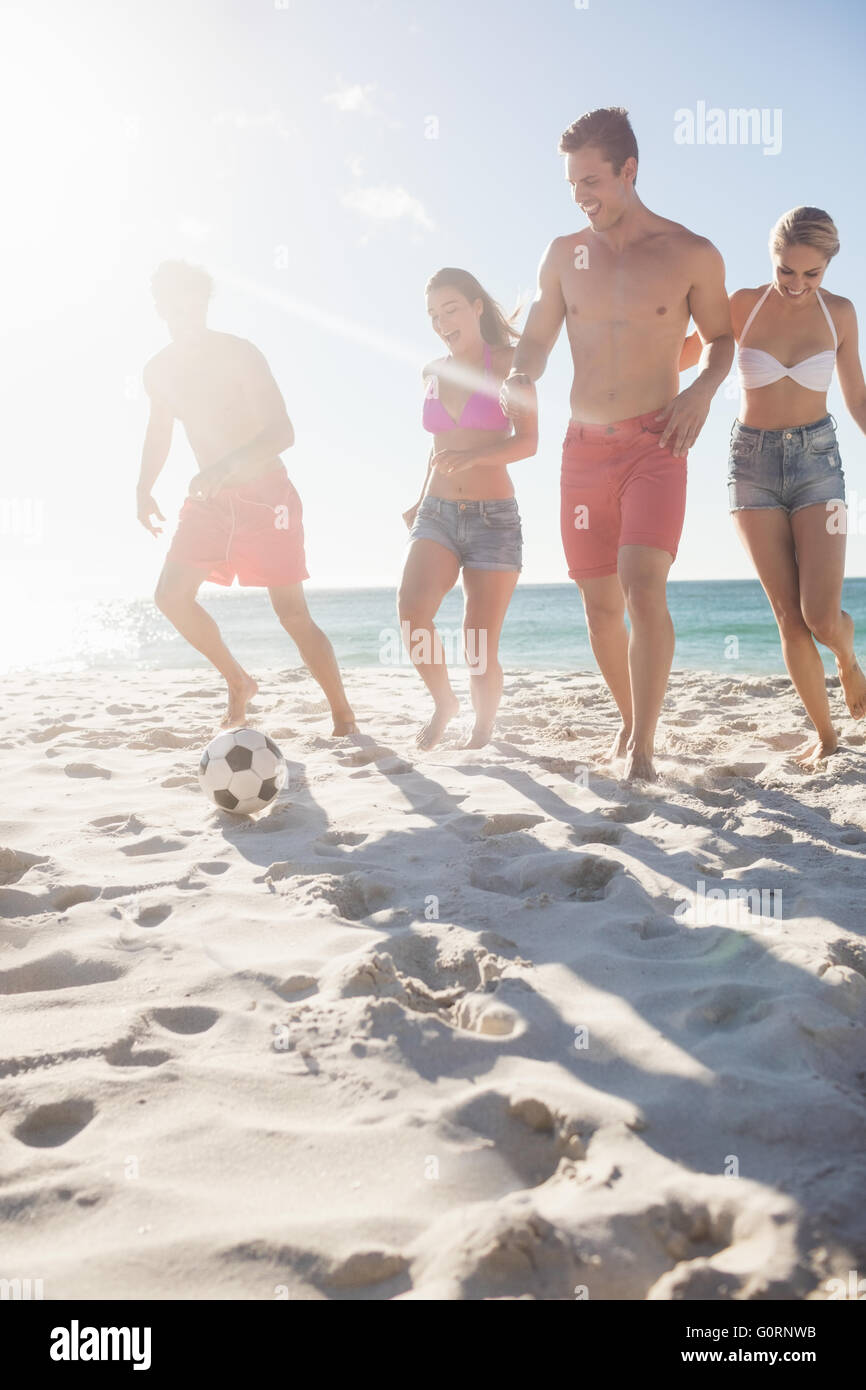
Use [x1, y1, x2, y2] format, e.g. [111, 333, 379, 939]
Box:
[150, 259, 214, 310]
[559, 107, 639, 186]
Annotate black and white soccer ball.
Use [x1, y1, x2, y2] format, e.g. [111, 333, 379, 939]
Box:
[198, 727, 287, 815]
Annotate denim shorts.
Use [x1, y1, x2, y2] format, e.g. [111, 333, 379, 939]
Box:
[728, 413, 846, 513]
[408, 495, 522, 571]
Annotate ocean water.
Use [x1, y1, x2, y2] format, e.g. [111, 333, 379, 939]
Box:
[5, 579, 866, 676]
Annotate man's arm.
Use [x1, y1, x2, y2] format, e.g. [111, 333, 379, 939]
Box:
[137, 362, 174, 536]
[685, 239, 735, 396]
[500, 239, 566, 417]
[191, 342, 295, 497]
[657, 238, 734, 454]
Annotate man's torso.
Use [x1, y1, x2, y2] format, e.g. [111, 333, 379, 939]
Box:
[146, 331, 276, 476]
[556, 217, 696, 424]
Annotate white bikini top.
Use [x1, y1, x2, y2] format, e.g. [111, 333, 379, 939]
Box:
[737, 284, 837, 392]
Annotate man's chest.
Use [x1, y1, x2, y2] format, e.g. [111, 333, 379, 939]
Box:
[560, 241, 691, 326]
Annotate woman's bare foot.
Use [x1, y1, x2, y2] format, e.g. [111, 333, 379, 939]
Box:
[461, 721, 494, 750]
[416, 695, 460, 751]
[332, 712, 359, 736]
[623, 745, 657, 783]
[599, 724, 631, 764]
[837, 657, 866, 719]
[220, 674, 259, 729]
[792, 732, 839, 768]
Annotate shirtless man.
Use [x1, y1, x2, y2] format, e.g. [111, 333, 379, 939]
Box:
[137, 260, 357, 733]
[501, 108, 734, 781]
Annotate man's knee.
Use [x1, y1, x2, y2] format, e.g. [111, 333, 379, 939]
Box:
[154, 578, 185, 615]
[619, 569, 669, 620]
[579, 591, 625, 636]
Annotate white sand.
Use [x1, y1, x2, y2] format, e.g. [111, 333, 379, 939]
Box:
[2, 663, 865, 1300]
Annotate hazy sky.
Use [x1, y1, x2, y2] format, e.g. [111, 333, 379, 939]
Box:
[3, 0, 865, 600]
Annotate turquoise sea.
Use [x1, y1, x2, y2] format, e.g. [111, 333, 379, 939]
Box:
[6, 579, 866, 676]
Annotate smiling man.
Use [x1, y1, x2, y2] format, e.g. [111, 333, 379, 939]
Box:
[501, 108, 734, 781]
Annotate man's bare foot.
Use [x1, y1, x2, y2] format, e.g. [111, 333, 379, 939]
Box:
[599, 724, 631, 764]
[461, 721, 494, 750]
[416, 695, 460, 751]
[837, 657, 866, 719]
[623, 746, 657, 783]
[792, 733, 839, 768]
[220, 674, 259, 729]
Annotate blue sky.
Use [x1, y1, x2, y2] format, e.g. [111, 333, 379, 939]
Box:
[4, 0, 866, 599]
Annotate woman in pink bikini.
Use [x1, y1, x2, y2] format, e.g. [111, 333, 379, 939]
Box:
[685, 207, 866, 765]
[399, 268, 537, 750]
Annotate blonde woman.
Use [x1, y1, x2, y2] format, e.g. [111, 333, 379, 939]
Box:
[683, 208, 866, 765]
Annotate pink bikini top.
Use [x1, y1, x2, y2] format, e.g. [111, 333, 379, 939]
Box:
[422, 341, 511, 433]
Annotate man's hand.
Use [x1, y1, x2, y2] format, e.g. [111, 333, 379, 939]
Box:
[137, 491, 165, 537]
[655, 382, 713, 456]
[432, 449, 477, 478]
[499, 374, 537, 421]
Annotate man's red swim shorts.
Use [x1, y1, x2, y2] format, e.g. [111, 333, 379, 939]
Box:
[560, 409, 688, 581]
[166, 463, 309, 588]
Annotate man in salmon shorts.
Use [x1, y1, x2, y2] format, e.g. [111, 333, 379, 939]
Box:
[501, 109, 734, 781]
[137, 260, 357, 733]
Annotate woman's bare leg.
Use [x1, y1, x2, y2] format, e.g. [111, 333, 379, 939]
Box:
[397, 539, 461, 750]
[732, 508, 837, 764]
[461, 566, 519, 747]
[791, 502, 866, 721]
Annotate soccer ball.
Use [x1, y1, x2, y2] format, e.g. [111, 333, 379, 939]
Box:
[198, 727, 287, 815]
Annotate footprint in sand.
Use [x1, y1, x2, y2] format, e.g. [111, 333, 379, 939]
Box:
[119, 836, 186, 857]
[0, 950, 124, 994]
[762, 730, 809, 751]
[13, 1099, 96, 1148]
[151, 1005, 220, 1034]
[64, 762, 111, 779]
[29, 723, 78, 743]
[89, 813, 146, 835]
[104, 1038, 173, 1068]
[0, 847, 49, 885]
[51, 884, 101, 911]
[161, 775, 198, 788]
[480, 813, 546, 837]
[441, 1090, 572, 1187]
[571, 825, 624, 845]
[315, 830, 368, 850]
[601, 802, 652, 824]
[135, 902, 173, 928]
[471, 851, 622, 902]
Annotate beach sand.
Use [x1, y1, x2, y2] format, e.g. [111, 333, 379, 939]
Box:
[2, 663, 865, 1301]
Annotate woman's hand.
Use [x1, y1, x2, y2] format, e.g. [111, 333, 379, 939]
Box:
[432, 448, 477, 477]
[402, 504, 419, 530]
